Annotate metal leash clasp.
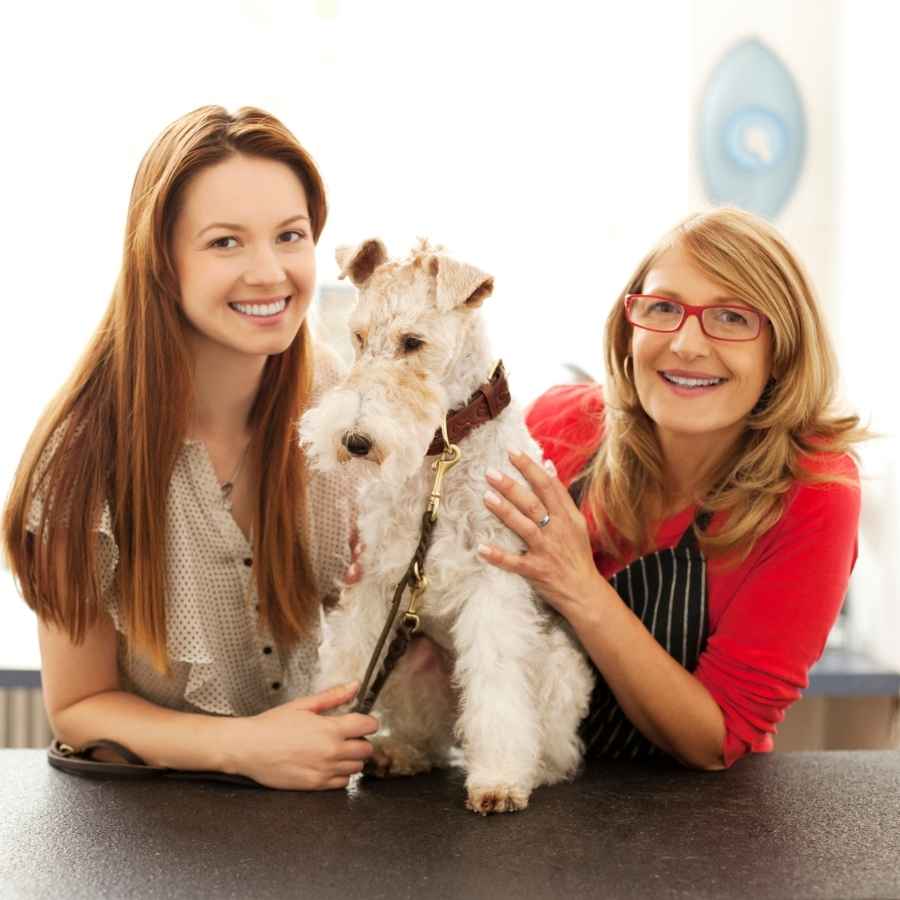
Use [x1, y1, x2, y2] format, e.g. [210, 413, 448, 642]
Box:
[403, 560, 428, 633]
[427, 415, 462, 522]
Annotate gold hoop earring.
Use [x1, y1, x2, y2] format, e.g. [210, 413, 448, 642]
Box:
[623, 354, 634, 384]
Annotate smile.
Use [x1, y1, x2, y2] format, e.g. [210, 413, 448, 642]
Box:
[659, 371, 728, 391]
[229, 296, 291, 318]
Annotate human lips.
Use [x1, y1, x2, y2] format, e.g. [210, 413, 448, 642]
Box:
[228, 295, 292, 319]
[658, 369, 729, 393]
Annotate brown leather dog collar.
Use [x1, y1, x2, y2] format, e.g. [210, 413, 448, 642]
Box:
[426, 361, 511, 456]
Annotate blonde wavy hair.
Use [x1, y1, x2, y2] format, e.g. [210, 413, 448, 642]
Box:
[586, 206, 866, 562]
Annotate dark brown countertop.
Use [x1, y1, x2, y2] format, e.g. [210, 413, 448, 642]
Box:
[1, 750, 899, 899]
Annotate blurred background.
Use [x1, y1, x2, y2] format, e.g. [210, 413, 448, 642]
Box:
[1, 0, 897, 748]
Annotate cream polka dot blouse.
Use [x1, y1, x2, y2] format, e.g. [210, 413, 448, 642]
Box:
[28, 341, 358, 718]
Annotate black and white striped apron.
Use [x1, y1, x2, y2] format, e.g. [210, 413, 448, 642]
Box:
[570, 477, 711, 759]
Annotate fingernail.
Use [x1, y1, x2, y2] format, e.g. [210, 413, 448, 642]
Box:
[347, 563, 359, 577]
[477, 544, 492, 557]
[484, 490, 501, 506]
[508, 449, 524, 461]
[485, 467, 503, 482]
[344, 680, 359, 691]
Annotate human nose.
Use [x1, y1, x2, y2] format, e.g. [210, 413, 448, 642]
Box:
[242, 242, 287, 286]
[668, 312, 710, 358]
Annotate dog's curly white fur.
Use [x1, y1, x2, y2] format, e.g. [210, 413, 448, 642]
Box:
[301, 239, 594, 815]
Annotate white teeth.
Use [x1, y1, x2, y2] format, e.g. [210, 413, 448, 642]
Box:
[663, 373, 725, 388]
[230, 297, 288, 317]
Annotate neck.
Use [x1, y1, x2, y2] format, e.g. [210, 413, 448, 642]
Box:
[655, 423, 743, 512]
[188, 334, 266, 442]
[442, 317, 496, 411]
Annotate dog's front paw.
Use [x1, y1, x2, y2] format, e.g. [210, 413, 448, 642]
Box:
[365, 738, 432, 778]
[465, 783, 531, 815]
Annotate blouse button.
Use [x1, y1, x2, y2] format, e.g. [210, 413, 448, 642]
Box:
[243, 558, 253, 567]
[263, 646, 272, 655]
[271, 681, 282, 691]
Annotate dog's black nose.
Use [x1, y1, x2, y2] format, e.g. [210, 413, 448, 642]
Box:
[343, 432, 372, 457]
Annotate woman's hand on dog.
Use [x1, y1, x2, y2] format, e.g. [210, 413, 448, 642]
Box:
[478, 450, 605, 620]
[229, 681, 379, 790]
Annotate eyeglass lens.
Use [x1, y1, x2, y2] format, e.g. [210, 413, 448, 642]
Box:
[629, 297, 761, 340]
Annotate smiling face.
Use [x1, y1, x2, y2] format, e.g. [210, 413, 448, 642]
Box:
[631, 241, 773, 450]
[171, 153, 316, 362]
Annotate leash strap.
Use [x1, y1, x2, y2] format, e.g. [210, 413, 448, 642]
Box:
[47, 739, 260, 787]
[352, 511, 436, 714]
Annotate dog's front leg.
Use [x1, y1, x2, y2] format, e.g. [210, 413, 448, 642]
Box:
[313, 576, 392, 712]
[451, 569, 543, 814]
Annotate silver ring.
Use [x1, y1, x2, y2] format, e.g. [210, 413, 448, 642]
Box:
[537, 513, 551, 529]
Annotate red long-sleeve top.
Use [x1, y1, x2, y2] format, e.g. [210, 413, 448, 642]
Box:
[526, 383, 861, 767]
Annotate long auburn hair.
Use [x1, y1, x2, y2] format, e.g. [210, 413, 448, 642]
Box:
[588, 206, 867, 562]
[3, 105, 327, 674]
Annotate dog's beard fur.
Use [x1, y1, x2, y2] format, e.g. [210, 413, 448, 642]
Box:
[300, 382, 448, 484]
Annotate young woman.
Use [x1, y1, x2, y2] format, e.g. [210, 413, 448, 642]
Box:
[2, 105, 377, 789]
[478, 208, 865, 770]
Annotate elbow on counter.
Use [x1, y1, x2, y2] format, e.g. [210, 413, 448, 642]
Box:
[670, 742, 728, 772]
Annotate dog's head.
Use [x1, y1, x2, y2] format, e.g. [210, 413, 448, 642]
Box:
[300, 239, 493, 482]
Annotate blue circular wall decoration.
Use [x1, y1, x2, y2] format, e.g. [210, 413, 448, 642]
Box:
[699, 38, 807, 220]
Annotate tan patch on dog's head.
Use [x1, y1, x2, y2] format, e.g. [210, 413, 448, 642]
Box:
[395, 361, 441, 421]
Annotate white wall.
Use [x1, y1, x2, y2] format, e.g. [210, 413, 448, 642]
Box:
[688, 0, 839, 321]
[0, 0, 691, 524]
[836, 4, 900, 670]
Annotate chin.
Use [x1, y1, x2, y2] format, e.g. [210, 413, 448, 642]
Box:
[654, 410, 746, 439]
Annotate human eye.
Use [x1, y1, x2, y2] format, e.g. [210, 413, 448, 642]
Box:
[704, 306, 761, 339]
[648, 299, 680, 315]
[715, 307, 751, 326]
[208, 235, 238, 250]
[278, 230, 307, 244]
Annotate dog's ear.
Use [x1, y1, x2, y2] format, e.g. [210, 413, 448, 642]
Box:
[430, 255, 494, 312]
[336, 239, 388, 287]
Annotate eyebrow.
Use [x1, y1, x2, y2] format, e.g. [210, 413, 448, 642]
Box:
[195, 213, 310, 239]
[644, 288, 745, 305]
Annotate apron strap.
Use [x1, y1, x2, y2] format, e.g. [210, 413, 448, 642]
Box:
[674, 509, 713, 551]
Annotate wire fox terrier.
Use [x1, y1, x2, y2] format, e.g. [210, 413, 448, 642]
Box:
[301, 239, 594, 814]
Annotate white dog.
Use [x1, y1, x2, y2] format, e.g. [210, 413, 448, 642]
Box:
[301, 239, 594, 814]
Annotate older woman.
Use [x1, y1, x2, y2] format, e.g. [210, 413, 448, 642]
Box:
[478, 208, 865, 771]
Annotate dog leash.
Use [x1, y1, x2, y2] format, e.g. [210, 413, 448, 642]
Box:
[351, 418, 461, 715]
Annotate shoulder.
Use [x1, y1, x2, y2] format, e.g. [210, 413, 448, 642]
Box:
[795, 448, 859, 482]
[525, 382, 605, 444]
[786, 451, 861, 522]
[524, 383, 605, 483]
[721, 451, 861, 577]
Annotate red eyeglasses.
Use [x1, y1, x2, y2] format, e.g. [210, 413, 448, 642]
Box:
[624, 294, 768, 342]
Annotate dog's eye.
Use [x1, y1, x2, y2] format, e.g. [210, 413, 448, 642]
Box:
[401, 335, 425, 353]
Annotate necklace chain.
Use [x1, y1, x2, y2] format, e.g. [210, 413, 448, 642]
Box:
[221, 441, 251, 510]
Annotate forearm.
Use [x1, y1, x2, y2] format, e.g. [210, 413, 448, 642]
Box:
[51, 690, 242, 773]
[565, 579, 726, 771]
